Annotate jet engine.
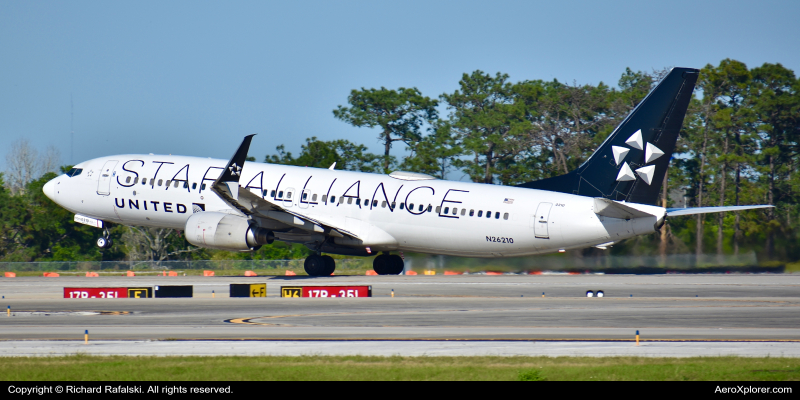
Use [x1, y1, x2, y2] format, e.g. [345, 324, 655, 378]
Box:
[184, 212, 273, 251]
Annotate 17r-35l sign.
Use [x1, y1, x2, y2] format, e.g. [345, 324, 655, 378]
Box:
[64, 287, 127, 298]
[281, 286, 372, 297]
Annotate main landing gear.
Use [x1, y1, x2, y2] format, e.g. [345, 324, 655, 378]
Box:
[304, 254, 336, 276]
[302, 252, 405, 276]
[96, 227, 112, 249]
[373, 253, 404, 275]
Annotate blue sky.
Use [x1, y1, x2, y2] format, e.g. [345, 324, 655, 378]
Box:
[1, 0, 798, 171]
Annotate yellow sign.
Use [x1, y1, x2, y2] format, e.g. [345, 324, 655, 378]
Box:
[127, 288, 152, 298]
[281, 287, 302, 298]
[249, 284, 266, 297]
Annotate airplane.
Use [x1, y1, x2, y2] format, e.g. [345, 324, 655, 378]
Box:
[43, 67, 772, 276]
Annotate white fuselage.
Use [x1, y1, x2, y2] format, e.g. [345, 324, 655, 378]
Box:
[44, 154, 665, 257]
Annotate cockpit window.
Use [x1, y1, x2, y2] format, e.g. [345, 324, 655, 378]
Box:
[66, 168, 83, 177]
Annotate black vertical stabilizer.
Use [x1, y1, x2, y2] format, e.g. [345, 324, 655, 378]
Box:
[517, 67, 699, 205]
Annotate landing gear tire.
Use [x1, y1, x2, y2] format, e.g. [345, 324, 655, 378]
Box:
[96, 237, 112, 249]
[304, 254, 333, 276]
[322, 255, 336, 275]
[388, 254, 404, 275]
[373, 254, 404, 275]
[372, 254, 389, 275]
[586, 290, 594, 297]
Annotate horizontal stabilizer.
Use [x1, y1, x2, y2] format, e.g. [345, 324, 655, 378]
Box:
[666, 205, 773, 217]
[594, 198, 655, 219]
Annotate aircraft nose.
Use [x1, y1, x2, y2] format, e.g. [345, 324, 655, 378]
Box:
[43, 177, 56, 201]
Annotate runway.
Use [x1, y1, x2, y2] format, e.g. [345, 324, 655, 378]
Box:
[1, 274, 799, 356]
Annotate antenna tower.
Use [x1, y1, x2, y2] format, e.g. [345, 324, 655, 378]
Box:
[70, 94, 74, 164]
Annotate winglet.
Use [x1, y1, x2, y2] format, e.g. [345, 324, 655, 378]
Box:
[328, 162, 336, 170]
[212, 134, 256, 214]
[216, 134, 255, 185]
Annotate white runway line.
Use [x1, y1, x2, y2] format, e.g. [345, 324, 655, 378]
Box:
[1, 340, 799, 358]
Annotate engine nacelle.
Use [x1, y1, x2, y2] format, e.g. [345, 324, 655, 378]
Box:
[184, 212, 273, 251]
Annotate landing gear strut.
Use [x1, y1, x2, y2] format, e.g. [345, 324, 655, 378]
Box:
[96, 227, 112, 249]
[304, 254, 336, 276]
[373, 253, 404, 275]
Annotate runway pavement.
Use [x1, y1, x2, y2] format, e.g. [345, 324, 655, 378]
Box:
[1, 274, 798, 356]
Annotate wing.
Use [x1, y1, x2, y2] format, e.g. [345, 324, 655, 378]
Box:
[666, 205, 774, 217]
[210, 135, 360, 239]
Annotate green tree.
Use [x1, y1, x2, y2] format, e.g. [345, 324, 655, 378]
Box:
[750, 63, 800, 259]
[333, 87, 438, 173]
[266, 137, 382, 172]
[442, 71, 529, 184]
[399, 120, 461, 179]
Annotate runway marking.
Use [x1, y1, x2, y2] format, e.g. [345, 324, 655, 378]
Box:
[166, 338, 800, 343]
[7, 310, 130, 316]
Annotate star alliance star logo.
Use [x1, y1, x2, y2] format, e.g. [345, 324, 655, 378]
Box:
[228, 163, 241, 176]
[612, 129, 664, 185]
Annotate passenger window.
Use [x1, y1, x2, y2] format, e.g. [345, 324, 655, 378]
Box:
[322, 195, 327, 203]
[287, 192, 292, 199]
[419, 204, 424, 212]
[192, 183, 197, 190]
[409, 203, 414, 210]
[355, 199, 360, 206]
[142, 179, 147, 186]
[339, 197, 345, 204]
[381, 201, 386, 208]
[503, 213, 509, 220]
[302, 193, 308, 200]
[400, 203, 405, 210]
[487, 211, 492, 218]
[461, 209, 466, 216]
[469, 209, 474, 216]
[270, 190, 275, 197]
[478, 210, 483, 217]
[126, 176, 131, 183]
[174, 181, 179, 188]
[278, 191, 284, 198]
[312, 194, 318, 202]
[442, 207, 448, 214]
[427, 205, 432, 212]
[201, 183, 207, 190]
[452, 208, 457, 215]
[134, 177, 139, 184]
[165, 180, 171, 187]
[373, 200, 378, 207]
[436, 206, 441, 213]
[495, 212, 500, 219]
[263, 189, 268, 197]
[183, 182, 188, 188]
[347, 198, 353, 204]
[158, 179, 163, 186]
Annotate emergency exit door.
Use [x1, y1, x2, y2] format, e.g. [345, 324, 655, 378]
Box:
[534, 202, 553, 239]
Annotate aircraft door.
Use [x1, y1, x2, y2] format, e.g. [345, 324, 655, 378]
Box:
[533, 202, 553, 239]
[96, 160, 118, 196]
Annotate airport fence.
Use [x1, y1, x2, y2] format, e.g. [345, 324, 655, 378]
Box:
[0, 252, 785, 274]
[0, 259, 373, 273]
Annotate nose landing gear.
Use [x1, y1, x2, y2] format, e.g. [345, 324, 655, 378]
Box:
[373, 253, 404, 275]
[96, 226, 112, 249]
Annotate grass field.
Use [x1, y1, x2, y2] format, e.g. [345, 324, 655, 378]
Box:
[2, 355, 799, 381]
